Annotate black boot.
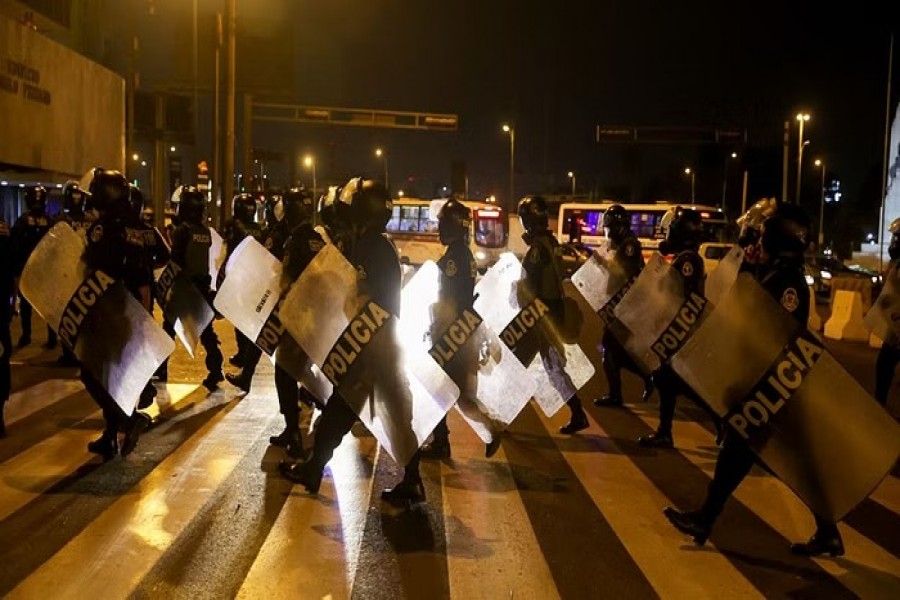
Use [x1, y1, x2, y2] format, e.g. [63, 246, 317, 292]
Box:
[269, 427, 291, 447]
[790, 526, 844, 557]
[16, 335, 31, 349]
[486, 433, 502, 458]
[279, 460, 323, 493]
[639, 430, 674, 448]
[641, 377, 655, 401]
[121, 412, 151, 457]
[138, 383, 157, 410]
[560, 397, 589, 434]
[594, 394, 623, 407]
[285, 429, 305, 460]
[228, 353, 243, 368]
[226, 371, 252, 393]
[202, 371, 225, 391]
[420, 437, 451, 459]
[381, 478, 426, 506]
[663, 507, 711, 546]
[87, 433, 119, 460]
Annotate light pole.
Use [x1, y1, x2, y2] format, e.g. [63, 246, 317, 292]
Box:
[722, 152, 737, 210]
[502, 124, 515, 211]
[684, 167, 695, 203]
[374, 148, 389, 190]
[568, 171, 576, 195]
[815, 159, 826, 247]
[303, 155, 316, 199]
[795, 112, 810, 203]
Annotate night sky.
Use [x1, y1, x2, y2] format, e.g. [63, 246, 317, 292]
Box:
[145, 1, 899, 240]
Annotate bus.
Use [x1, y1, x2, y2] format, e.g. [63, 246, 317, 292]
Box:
[556, 201, 736, 270]
[386, 197, 508, 271]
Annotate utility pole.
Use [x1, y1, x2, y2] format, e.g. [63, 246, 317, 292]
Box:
[213, 12, 222, 228]
[223, 0, 236, 221]
[243, 94, 253, 191]
[154, 94, 166, 227]
[781, 120, 789, 203]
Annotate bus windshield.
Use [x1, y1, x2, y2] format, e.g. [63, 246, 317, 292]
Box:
[473, 207, 506, 248]
[387, 204, 438, 235]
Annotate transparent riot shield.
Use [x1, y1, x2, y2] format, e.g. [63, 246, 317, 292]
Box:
[279, 244, 460, 466]
[864, 264, 900, 341]
[612, 254, 706, 373]
[473, 252, 595, 417]
[20, 223, 175, 415]
[672, 273, 900, 520]
[399, 261, 536, 441]
[571, 246, 634, 324]
[213, 236, 332, 403]
[155, 262, 214, 358]
[703, 245, 744, 307]
[208, 227, 226, 292]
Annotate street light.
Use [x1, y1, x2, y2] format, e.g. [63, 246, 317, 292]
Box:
[684, 167, 695, 203]
[170, 145, 176, 153]
[722, 152, 738, 209]
[502, 124, 515, 211]
[374, 148, 389, 190]
[815, 159, 826, 247]
[796, 112, 810, 203]
[568, 171, 576, 195]
[303, 155, 316, 199]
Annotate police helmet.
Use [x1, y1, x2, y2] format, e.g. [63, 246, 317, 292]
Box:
[887, 217, 899, 260]
[178, 186, 206, 224]
[518, 196, 549, 234]
[318, 186, 350, 231]
[62, 181, 86, 214]
[602, 204, 631, 241]
[339, 177, 392, 231]
[128, 185, 145, 219]
[659, 207, 703, 255]
[760, 203, 810, 261]
[438, 198, 471, 245]
[737, 198, 778, 246]
[264, 194, 284, 227]
[232, 193, 257, 223]
[86, 169, 130, 215]
[282, 187, 315, 228]
[25, 185, 47, 213]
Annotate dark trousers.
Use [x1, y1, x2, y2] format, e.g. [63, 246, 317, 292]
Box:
[241, 340, 264, 380]
[654, 365, 719, 437]
[602, 329, 643, 399]
[200, 323, 223, 374]
[235, 328, 250, 359]
[158, 319, 177, 377]
[81, 369, 128, 437]
[274, 364, 300, 431]
[18, 294, 55, 344]
[875, 343, 899, 406]
[307, 392, 358, 474]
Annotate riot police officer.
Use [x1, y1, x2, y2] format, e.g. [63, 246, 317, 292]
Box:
[225, 192, 291, 393]
[315, 186, 352, 256]
[664, 204, 846, 557]
[594, 204, 655, 407]
[0, 216, 15, 436]
[167, 186, 224, 391]
[81, 169, 152, 458]
[280, 178, 400, 495]
[516, 196, 589, 434]
[874, 218, 899, 406]
[223, 193, 263, 369]
[11, 185, 55, 349]
[56, 182, 95, 366]
[736, 198, 777, 273]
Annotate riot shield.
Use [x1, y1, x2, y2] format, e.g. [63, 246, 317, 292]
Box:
[571, 245, 634, 325]
[279, 244, 459, 466]
[473, 253, 595, 417]
[864, 264, 900, 341]
[672, 273, 900, 520]
[703, 245, 743, 306]
[612, 254, 709, 373]
[208, 228, 226, 292]
[155, 262, 215, 358]
[20, 223, 175, 415]
[398, 261, 536, 441]
[213, 236, 332, 403]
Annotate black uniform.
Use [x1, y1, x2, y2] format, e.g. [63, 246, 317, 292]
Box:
[696, 258, 811, 525]
[82, 215, 152, 442]
[874, 260, 899, 406]
[11, 211, 55, 346]
[304, 230, 402, 478]
[222, 218, 263, 361]
[0, 219, 14, 435]
[600, 235, 646, 402]
[168, 220, 223, 378]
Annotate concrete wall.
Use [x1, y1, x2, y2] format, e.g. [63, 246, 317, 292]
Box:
[0, 12, 124, 180]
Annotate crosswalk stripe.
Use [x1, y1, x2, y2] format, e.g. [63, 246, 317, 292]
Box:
[6, 387, 273, 599]
[533, 407, 765, 599]
[238, 432, 379, 600]
[439, 411, 561, 600]
[3, 379, 85, 425]
[636, 403, 900, 599]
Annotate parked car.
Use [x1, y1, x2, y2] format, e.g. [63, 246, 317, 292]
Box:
[804, 255, 883, 303]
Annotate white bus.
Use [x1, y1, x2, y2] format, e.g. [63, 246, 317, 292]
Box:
[386, 197, 508, 271]
[556, 201, 736, 270]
